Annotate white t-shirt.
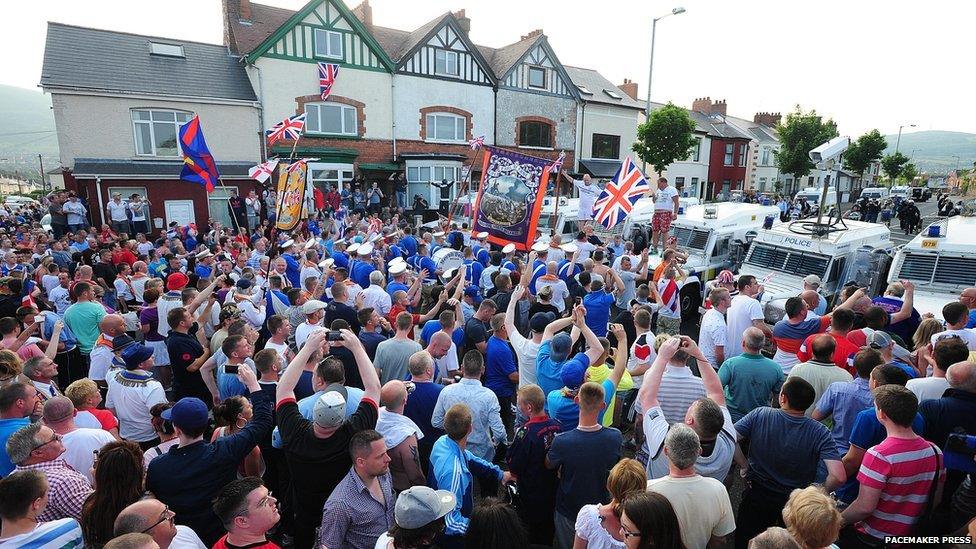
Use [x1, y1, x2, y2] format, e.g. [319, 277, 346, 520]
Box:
[931, 328, 976, 351]
[41, 274, 60, 295]
[434, 341, 459, 381]
[627, 332, 657, 389]
[300, 265, 322, 288]
[575, 240, 597, 261]
[698, 308, 727, 369]
[653, 185, 679, 211]
[647, 475, 736, 549]
[49, 286, 71, 314]
[61, 428, 115, 484]
[88, 344, 115, 382]
[535, 278, 570, 312]
[907, 376, 950, 403]
[173, 525, 208, 548]
[263, 340, 291, 370]
[509, 331, 541, 387]
[107, 200, 129, 222]
[725, 295, 764, 357]
[574, 504, 625, 548]
[129, 201, 148, 222]
[137, 241, 154, 257]
[362, 285, 393, 316]
[295, 321, 322, 350]
[574, 180, 602, 220]
[643, 404, 735, 482]
[105, 371, 168, 442]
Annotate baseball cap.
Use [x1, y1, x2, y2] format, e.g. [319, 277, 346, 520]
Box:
[867, 330, 893, 350]
[463, 286, 482, 303]
[302, 299, 326, 314]
[166, 272, 189, 291]
[560, 357, 588, 391]
[803, 274, 822, 286]
[313, 384, 348, 428]
[550, 332, 572, 362]
[122, 343, 154, 370]
[394, 486, 457, 529]
[529, 312, 553, 334]
[235, 278, 253, 290]
[162, 397, 209, 430]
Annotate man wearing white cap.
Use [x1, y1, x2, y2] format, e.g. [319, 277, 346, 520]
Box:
[473, 232, 491, 267]
[351, 242, 379, 289]
[295, 299, 326, 349]
[501, 243, 518, 272]
[279, 240, 303, 288]
[527, 245, 549, 294]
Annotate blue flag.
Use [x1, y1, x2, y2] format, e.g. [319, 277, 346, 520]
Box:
[179, 115, 219, 192]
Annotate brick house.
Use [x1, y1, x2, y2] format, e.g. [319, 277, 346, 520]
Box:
[691, 98, 752, 200]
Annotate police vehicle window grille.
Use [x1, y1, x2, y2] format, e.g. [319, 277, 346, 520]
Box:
[748, 244, 828, 277]
[688, 229, 710, 251]
[746, 244, 789, 270]
[794, 254, 829, 279]
[896, 253, 936, 284]
[671, 226, 693, 247]
[933, 255, 976, 286]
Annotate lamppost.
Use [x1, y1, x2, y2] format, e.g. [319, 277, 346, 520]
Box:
[894, 124, 915, 155]
[642, 6, 686, 172]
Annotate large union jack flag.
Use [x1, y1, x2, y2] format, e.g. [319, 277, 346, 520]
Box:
[266, 114, 306, 146]
[317, 62, 340, 101]
[592, 156, 650, 229]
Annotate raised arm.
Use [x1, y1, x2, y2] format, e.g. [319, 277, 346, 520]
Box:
[277, 329, 327, 402]
[339, 329, 381, 404]
[608, 323, 628, 386]
[682, 335, 724, 406]
[890, 280, 915, 324]
[637, 337, 680, 412]
[573, 306, 604, 365]
[506, 285, 526, 337]
[43, 320, 64, 361]
[200, 355, 221, 406]
[187, 276, 222, 315]
[542, 313, 576, 341]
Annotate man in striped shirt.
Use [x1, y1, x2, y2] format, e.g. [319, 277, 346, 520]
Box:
[840, 384, 944, 544]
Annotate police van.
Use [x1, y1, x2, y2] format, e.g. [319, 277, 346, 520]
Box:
[737, 220, 894, 323]
[794, 187, 838, 211]
[887, 211, 976, 318]
[860, 187, 889, 201]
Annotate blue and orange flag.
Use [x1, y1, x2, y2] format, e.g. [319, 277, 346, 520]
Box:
[179, 115, 220, 192]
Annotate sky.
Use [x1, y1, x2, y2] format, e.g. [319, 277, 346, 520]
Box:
[3, 0, 975, 138]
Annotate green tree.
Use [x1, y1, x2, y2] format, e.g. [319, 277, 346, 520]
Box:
[843, 129, 887, 187]
[632, 103, 697, 176]
[881, 152, 910, 185]
[901, 163, 919, 184]
[774, 106, 839, 189]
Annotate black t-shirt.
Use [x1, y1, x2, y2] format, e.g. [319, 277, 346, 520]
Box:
[166, 329, 207, 402]
[464, 317, 489, 355]
[528, 302, 560, 320]
[276, 398, 378, 525]
[93, 261, 117, 287]
[325, 301, 362, 333]
[328, 345, 363, 390]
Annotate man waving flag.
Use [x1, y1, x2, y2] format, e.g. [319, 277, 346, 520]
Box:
[179, 115, 220, 193]
[592, 156, 650, 229]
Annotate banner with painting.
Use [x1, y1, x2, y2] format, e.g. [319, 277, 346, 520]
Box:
[274, 162, 308, 231]
[472, 146, 553, 251]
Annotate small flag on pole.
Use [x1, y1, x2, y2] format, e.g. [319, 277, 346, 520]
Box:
[266, 114, 306, 147]
[178, 115, 220, 193]
[549, 150, 566, 174]
[285, 158, 316, 174]
[248, 158, 280, 183]
[317, 62, 340, 101]
[468, 135, 484, 150]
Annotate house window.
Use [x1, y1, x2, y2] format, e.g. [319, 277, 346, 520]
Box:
[738, 144, 747, 167]
[723, 143, 734, 166]
[759, 177, 767, 191]
[305, 103, 357, 136]
[577, 86, 592, 95]
[314, 29, 343, 59]
[519, 121, 553, 148]
[675, 177, 685, 188]
[603, 89, 622, 100]
[207, 187, 237, 229]
[309, 163, 354, 193]
[425, 113, 466, 142]
[591, 134, 620, 159]
[761, 147, 771, 166]
[434, 49, 459, 76]
[149, 42, 184, 58]
[407, 164, 461, 208]
[528, 66, 546, 89]
[132, 109, 193, 157]
[689, 137, 702, 162]
[691, 177, 699, 194]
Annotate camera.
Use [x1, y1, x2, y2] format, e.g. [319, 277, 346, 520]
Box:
[945, 433, 976, 473]
[808, 136, 850, 169]
[326, 331, 344, 341]
[225, 365, 239, 374]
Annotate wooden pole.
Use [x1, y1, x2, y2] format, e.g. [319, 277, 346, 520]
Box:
[447, 146, 486, 227]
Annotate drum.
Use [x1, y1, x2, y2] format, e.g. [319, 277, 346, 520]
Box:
[432, 248, 464, 275]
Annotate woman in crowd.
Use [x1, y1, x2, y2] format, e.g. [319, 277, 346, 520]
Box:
[211, 395, 265, 478]
[912, 317, 944, 376]
[79, 440, 145, 548]
[574, 458, 647, 548]
[781, 486, 842, 549]
[618, 492, 685, 549]
[465, 498, 530, 549]
[142, 402, 178, 470]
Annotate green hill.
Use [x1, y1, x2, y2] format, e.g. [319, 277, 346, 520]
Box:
[0, 85, 59, 181]
[883, 130, 976, 174]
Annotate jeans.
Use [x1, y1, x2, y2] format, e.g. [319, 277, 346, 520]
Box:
[396, 190, 407, 209]
[131, 220, 149, 235]
[111, 220, 130, 235]
[67, 224, 83, 234]
[247, 214, 259, 231]
[553, 510, 575, 549]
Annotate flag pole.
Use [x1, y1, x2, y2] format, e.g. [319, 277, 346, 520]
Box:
[549, 151, 566, 235]
[447, 145, 485, 228]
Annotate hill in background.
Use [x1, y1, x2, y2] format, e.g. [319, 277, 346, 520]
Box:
[0, 85, 58, 181]
[883, 130, 976, 174]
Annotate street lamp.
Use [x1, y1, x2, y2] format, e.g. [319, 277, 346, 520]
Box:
[642, 6, 687, 171]
[894, 124, 916, 155]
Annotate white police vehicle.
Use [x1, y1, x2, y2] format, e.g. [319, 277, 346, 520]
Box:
[737, 219, 894, 323]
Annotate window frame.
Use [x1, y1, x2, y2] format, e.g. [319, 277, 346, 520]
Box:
[761, 147, 771, 166]
[591, 133, 620, 159]
[207, 187, 237, 229]
[425, 113, 466, 143]
[149, 42, 184, 58]
[131, 109, 194, 157]
[304, 102, 357, 137]
[519, 120, 553, 149]
[738, 144, 747, 167]
[313, 28, 344, 60]
[723, 143, 734, 166]
[309, 163, 355, 194]
[689, 137, 702, 162]
[434, 48, 460, 77]
[406, 163, 462, 206]
[527, 66, 547, 89]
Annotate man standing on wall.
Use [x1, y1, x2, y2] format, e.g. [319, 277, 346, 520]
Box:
[650, 177, 679, 255]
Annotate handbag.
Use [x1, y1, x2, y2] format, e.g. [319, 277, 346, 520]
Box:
[912, 442, 943, 535]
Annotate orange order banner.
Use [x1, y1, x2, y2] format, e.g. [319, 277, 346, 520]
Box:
[275, 163, 307, 231]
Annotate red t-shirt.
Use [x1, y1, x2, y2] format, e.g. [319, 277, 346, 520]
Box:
[387, 304, 420, 340]
[313, 187, 326, 210]
[797, 331, 860, 375]
[85, 407, 119, 432]
[212, 535, 281, 549]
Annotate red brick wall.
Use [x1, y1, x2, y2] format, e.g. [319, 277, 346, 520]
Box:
[418, 106, 474, 141]
[294, 94, 367, 138]
[706, 138, 749, 198]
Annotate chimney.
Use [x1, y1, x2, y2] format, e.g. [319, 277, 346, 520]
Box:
[753, 111, 782, 127]
[453, 10, 471, 34]
[712, 99, 727, 117]
[691, 97, 712, 114]
[520, 29, 543, 41]
[352, 0, 373, 26]
[239, 0, 251, 22]
[617, 78, 638, 100]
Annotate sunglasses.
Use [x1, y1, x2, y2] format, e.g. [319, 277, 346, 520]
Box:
[619, 525, 641, 540]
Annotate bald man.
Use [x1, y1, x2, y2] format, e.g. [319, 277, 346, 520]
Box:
[800, 290, 821, 319]
[89, 314, 128, 385]
[114, 498, 207, 548]
[959, 287, 976, 328]
[43, 396, 114, 484]
[376, 380, 425, 491]
[426, 331, 457, 382]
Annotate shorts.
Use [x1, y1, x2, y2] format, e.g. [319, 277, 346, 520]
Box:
[145, 339, 170, 366]
[652, 210, 673, 233]
[657, 314, 681, 335]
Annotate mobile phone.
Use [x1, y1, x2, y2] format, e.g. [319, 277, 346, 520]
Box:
[326, 331, 344, 341]
[574, 297, 582, 306]
[225, 364, 239, 374]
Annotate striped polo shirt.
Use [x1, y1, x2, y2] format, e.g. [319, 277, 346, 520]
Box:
[856, 435, 944, 539]
[658, 364, 707, 424]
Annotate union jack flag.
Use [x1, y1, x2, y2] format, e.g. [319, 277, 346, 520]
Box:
[248, 158, 279, 183]
[266, 114, 306, 146]
[317, 62, 340, 101]
[285, 158, 316, 174]
[549, 150, 566, 174]
[592, 156, 650, 229]
[468, 135, 484, 150]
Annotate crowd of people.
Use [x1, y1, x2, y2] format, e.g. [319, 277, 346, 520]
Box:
[0, 181, 974, 549]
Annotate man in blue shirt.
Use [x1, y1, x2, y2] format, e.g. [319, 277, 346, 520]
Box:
[403, 350, 443, 472]
[351, 244, 378, 288]
[0, 383, 37, 476]
[535, 305, 605, 398]
[485, 314, 518, 435]
[582, 279, 616, 338]
[547, 323, 626, 431]
[473, 232, 491, 267]
[398, 229, 418, 259]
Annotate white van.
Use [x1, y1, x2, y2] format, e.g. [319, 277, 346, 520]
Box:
[860, 187, 889, 201]
[890, 186, 911, 200]
[794, 187, 838, 210]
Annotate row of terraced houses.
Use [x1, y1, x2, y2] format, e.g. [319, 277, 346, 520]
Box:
[40, 0, 878, 230]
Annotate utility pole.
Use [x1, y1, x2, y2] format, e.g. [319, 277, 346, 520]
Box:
[37, 154, 46, 193]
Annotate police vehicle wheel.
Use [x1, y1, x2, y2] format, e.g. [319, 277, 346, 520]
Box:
[679, 285, 701, 319]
